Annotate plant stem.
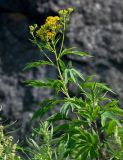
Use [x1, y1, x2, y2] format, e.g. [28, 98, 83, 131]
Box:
[34, 36, 55, 66]
[58, 16, 66, 59]
[55, 50, 70, 98]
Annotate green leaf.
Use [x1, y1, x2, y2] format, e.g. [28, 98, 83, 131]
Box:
[73, 130, 99, 159]
[25, 80, 52, 88]
[92, 105, 100, 121]
[82, 82, 115, 93]
[54, 123, 71, 133]
[63, 68, 84, 84]
[105, 99, 119, 108]
[28, 138, 40, 150]
[75, 146, 89, 159]
[25, 79, 63, 94]
[24, 60, 53, 70]
[69, 69, 76, 83]
[51, 79, 63, 94]
[60, 48, 90, 58]
[106, 107, 123, 116]
[59, 59, 66, 72]
[71, 68, 84, 80]
[101, 111, 121, 127]
[60, 102, 71, 116]
[64, 69, 69, 84]
[106, 120, 117, 135]
[47, 113, 71, 122]
[65, 97, 85, 109]
[60, 48, 75, 56]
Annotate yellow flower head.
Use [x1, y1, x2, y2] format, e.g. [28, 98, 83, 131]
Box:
[45, 31, 55, 42]
[30, 8, 73, 43]
[36, 16, 62, 42]
[45, 16, 60, 26]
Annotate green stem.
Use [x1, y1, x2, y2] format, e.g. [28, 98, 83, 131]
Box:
[53, 41, 70, 98]
[58, 16, 66, 59]
[57, 60, 70, 98]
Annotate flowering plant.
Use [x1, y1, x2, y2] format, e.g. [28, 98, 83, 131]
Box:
[25, 8, 123, 160]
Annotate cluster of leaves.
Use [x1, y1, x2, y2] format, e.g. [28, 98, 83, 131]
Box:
[24, 7, 123, 160]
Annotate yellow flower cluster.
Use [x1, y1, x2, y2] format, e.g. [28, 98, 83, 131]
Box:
[45, 16, 60, 25]
[0, 125, 21, 160]
[36, 16, 62, 42]
[29, 7, 74, 42]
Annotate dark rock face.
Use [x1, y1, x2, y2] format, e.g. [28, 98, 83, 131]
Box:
[0, 0, 123, 136]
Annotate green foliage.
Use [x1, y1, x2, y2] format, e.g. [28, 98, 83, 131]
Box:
[26, 122, 70, 160]
[59, 47, 89, 58]
[1, 6, 123, 160]
[24, 7, 123, 160]
[24, 60, 54, 70]
[1, 7, 123, 160]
